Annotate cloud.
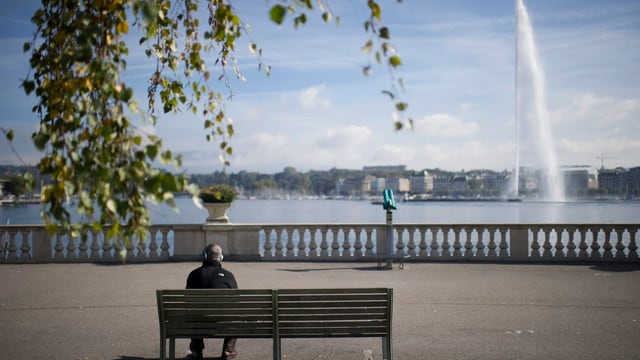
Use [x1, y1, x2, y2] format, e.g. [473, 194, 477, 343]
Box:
[295, 84, 331, 110]
[415, 113, 479, 137]
[558, 137, 640, 168]
[551, 93, 640, 125]
[316, 125, 372, 148]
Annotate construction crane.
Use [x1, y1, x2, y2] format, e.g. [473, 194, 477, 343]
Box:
[596, 154, 617, 170]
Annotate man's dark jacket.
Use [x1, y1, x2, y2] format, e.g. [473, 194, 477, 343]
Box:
[186, 260, 238, 289]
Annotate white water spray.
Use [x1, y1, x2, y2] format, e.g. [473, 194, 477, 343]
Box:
[514, 0, 565, 201]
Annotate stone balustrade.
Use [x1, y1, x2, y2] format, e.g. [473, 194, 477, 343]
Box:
[0, 223, 638, 264]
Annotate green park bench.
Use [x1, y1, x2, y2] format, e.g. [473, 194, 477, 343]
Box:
[156, 288, 393, 360]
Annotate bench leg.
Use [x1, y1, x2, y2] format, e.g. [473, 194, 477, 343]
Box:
[169, 338, 175, 360]
[382, 336, 392, 360]
[273, 337, 281, 360]
[160, 337, 166, 360]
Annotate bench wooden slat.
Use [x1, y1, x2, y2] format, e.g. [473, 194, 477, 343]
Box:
[279, 313, 386, 321]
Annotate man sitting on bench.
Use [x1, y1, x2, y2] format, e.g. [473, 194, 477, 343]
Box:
[186, 244, 239, 360]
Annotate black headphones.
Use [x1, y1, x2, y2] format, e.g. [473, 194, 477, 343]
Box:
[202, 245, 223, 262]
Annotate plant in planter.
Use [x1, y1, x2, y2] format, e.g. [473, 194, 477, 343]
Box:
[199, 184, 237, 223]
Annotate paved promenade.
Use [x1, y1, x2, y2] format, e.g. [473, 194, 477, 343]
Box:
[1, 261, 639, 360]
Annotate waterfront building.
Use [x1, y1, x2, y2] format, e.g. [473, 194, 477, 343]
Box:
[561, 165, 592, 197]
[369, 177, 386, 194]
[410, 171, 433, 194]
[625, 167, 640, 196]
[385, 177, 410, 193]
[482, 172, 510, 196]
[363, 165, 406, 173]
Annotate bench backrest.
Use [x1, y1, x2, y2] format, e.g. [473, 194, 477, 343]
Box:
[277, 288, 393, 338]
[157, 288, 393, 339]
[157, 289, 276, 339]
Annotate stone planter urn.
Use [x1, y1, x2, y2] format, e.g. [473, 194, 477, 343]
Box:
[204, 202, 232, 224]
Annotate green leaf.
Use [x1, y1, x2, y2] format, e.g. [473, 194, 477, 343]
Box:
[4, 129, 14, 141]
[389, 55, 402, 68]
[270, 5, 287, 25]
[22, 80, 35, 95]
[395, 102, 408, 111]
[379, 27, 390, 39]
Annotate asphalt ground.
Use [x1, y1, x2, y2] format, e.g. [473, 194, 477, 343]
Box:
[1, 261, 639, 360]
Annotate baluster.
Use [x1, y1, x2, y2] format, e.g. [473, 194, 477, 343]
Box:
[565, 227, 577, 260]
[601, 227, 614, 260]
[475, 229, 486, 259]
[407, 227, 417, 257]
[613, 228, 626, 261]
[464, 228, 474, 259]
[125, 237, 136, 262]
[441, 228, 451, 258]
[319, 228, 329, 258]
[577, 227, 590, 260]
[429, 228, 439, 258]
[330, 228, 340, 257]
[137, 235, 148, 261]
[53, 232, 65, 261]
[541, 228, 553, 260]
[342, 228, 353, 257]
[364, 228, 374, 256]
[452, 228, 462, 259]
[6, 230, 18, 262]
[418, 227, 428, 257]
[159, 228, 171, 260]
[553, 228, 566, 261]
[394, 227, 404, 256]
[0, 231, 6, 263]
[308, 228, 319, 257]
[7, 230, 18, 262]
[274, 229, 284, 258]
[353, 228, 363, 257]
[297, 228, 308, 258]
[101, 234, 114, 262]
[498, 228, 509, 258]
[147, 229, 159, 261]
[530, 227, 541, 259]
[19, 230, 31, 261]
[263, 228, 273, 258]
[589, 228, 602, 261]
[285, 228, 295, 257]
[487, 227, 497, 259]
[89, 230, 101, 261]
[66, 231, 78, 261]
[113, 238, 125, 261]
[627, 226, 638, 260]
[77, 229, 89, 261]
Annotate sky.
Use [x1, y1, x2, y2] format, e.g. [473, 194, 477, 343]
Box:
[0, 0, 639, 175]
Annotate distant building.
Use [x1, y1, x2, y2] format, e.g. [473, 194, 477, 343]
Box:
[482, 172, 510, 196]
[410, 171, 433, 194]
[561, 166, 592, 197]
[340, 176, 375, 196]
[598, 168, 624, 194]
[432, 176, 452, 195]
[385, 177, 410, 193]
[363, 165, 406, 173]
[625, 167, 640, 196]
[369, 178, 386, 194]
[451, 176, 468, 192]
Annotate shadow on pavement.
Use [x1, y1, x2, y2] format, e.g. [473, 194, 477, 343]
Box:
[590, 263, 640, 272]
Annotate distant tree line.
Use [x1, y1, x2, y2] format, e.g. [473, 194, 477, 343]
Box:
[1, 164, 501, 198]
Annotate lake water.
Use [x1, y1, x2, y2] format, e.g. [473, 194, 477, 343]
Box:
[1, 198, 639, 225]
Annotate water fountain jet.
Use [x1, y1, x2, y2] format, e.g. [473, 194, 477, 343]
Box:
[513, 0, 565, 201]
